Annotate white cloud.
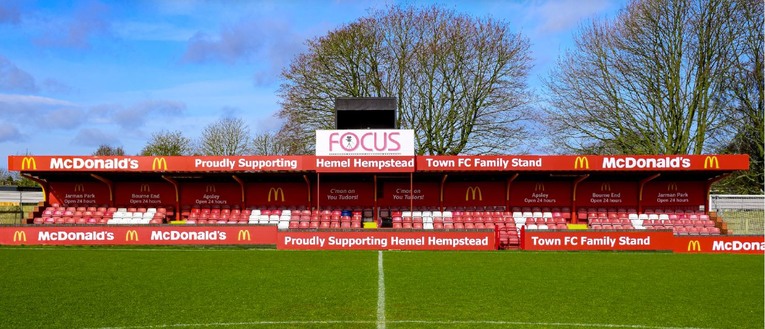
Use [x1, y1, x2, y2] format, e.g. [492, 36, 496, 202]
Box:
[0, 122, 23, 142]
[0, 55, 37, 93]
[71, 128, 120, 147]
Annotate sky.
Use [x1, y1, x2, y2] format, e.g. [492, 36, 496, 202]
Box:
[0, 0, 627, 159]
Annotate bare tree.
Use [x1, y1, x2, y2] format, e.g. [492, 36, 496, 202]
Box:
[543, 0, 740, 155]
[140, 130, 194, 156]
[93, 144, 125, 156]
[712, 0, 764, 193]
[197, 117, 252, 156]
[278, 5, 532, 155]
[252, 131, 289, 155]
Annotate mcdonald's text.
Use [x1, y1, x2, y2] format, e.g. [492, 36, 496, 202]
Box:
[51, 157, 139, 170]
[602, 157, 691, 169]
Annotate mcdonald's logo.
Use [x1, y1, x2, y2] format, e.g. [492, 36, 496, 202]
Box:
[140, 184, 151, 193]
[74, 184, 86, 192]
[21, 157, 37, 170]
[704, 156, 719, 169]
[238, 230, 251, 241]
[205, 185, 216, 193]
[268, 188, 285, 202]
[13, 231, 27, 242]
[534, 183, 545, 192]
[667, 183, 678, 192]
[687, 240, 701, 252]
[465, 186, 483, 201]
[574, 156, 590, 169]
[601, 183, 611, 192]
[125, 230, 139, 242]
[152, 157, 168, 171]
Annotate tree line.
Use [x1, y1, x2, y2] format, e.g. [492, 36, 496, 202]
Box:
[22, 0, 765, 193]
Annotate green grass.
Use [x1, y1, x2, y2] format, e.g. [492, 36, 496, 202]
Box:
[0, 248, 762, 329]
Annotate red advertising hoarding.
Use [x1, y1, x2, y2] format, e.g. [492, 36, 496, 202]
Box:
[522, 230, 675, 251]
[509, 181, 571, 207]
[312, 156, 415, 173]
[316, 181, 374, 207]
[114, 182, 176, 207]
[378, 181, 440, 207]
[0, 226, 277, 246]
[576, 181, 638, 208]
[9, 156, 307, 172]
[443, 181, 505, 207]
[245, 182, 308, 207]
[180, 182, 242, 207]
[415, 155, 749, 171]
[48, 182, 110, 206]
[9, 154, 748, 172]
[642, 181, 705, 208]
[277, 230, 495, 250]
[674, 236, 765, 254]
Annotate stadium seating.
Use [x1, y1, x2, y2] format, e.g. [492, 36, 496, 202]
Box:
[34, 205, 170, 225]
[29, 203, 723, 237]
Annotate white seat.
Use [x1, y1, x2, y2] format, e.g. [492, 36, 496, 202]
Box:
[522, 212, 533, 218]
[658, 214, 669, 220]
[532, 212, 543, 218]
[512, 212, 523, 218]
[628, 213, 639, 220]
[638, 214, 649, 220]
[412, 211, 422, 217]
[432, 211, 442, 217]
[423, 223, 434, 230]
[527, 224, 538, 230]
[538, 224, 549, 230]
[277, 221, 289, 230]
[542, 212, 553, 218]
[648, 214, 659, 220]
[442, 211, 453, 218]
[250, 209, 261, 216]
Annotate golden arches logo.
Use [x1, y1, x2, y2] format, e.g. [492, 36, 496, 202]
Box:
[687, 240, 701, 252]
[13, 231, 27, 242]
[601, 183, 611, 192]
[574, 156, 589, 169]
[667, 183, 678, 192]
[74, 184, 86, 192]
[152, 157, 168, 171]
[205, 185, 216, 193]
[238, 230, 251, 241]
[268, 188, 285, 202]
[126, 230, 139, 242]
[21, 157, 37, 170]
[465, 186, 483, 201]
[534, 183, 545, 192]
[704, 156, 719, 169]
[140, 184, 151, 193]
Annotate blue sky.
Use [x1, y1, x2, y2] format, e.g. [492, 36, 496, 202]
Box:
[0, 0, 626, 158]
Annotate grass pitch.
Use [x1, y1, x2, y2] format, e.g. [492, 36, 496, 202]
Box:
[0, 248, 762, 329]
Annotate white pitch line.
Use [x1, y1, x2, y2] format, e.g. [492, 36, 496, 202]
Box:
[86, 320, 717, 329]
[377, 250, 386, 329]
[391, 320, 716, 329]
